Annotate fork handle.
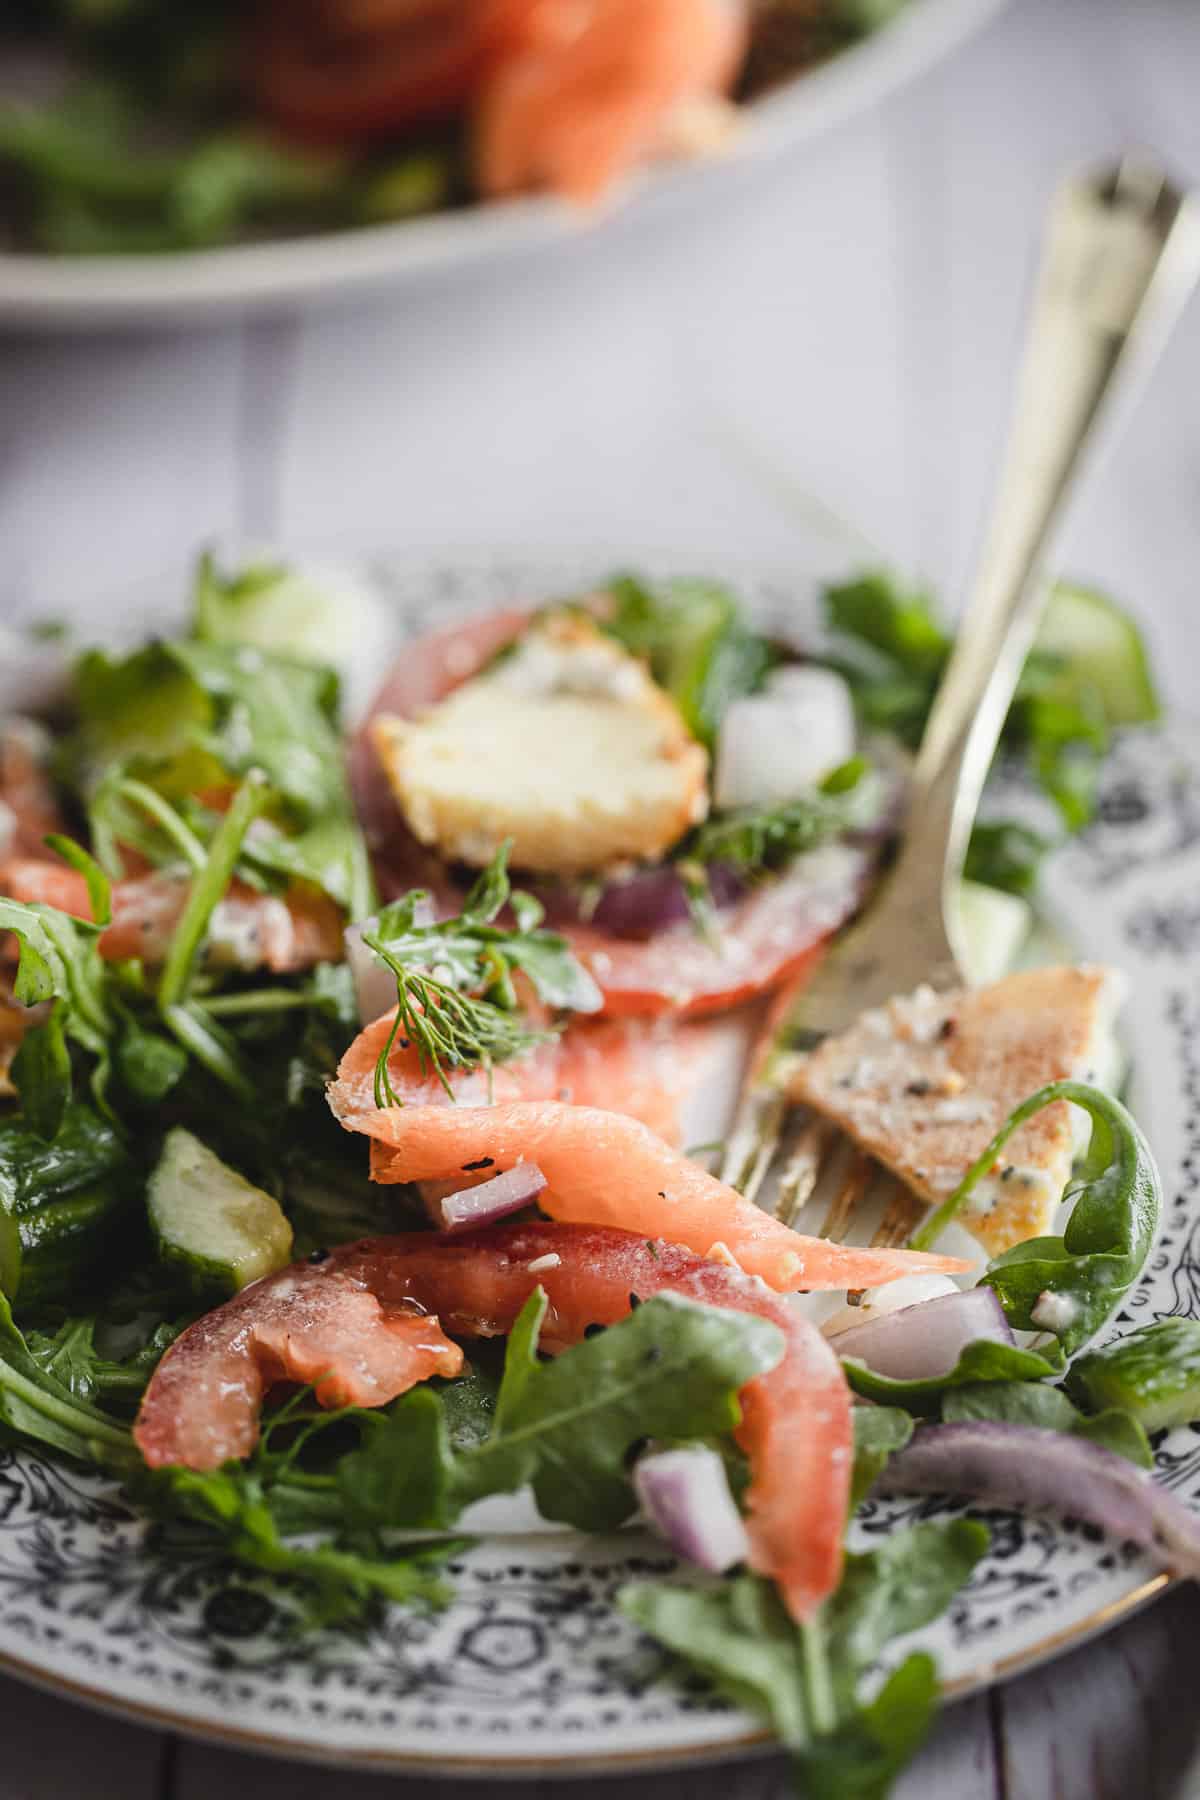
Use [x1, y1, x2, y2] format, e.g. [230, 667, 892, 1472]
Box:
[891, 158, 1200, 976]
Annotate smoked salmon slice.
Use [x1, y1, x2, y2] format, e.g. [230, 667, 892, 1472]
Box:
[330, 1002, 720, 1146]
[330, 1040, 972, 1291]
[475, 0, 749, 203]
[135, 1219, 850, 1621]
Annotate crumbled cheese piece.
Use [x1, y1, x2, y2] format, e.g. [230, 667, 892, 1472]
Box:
[1030, 1289, 1078, 1333]
[526, 1252, 562, 1274]
[373, 611, 709, 876]
[706, 1241, 744, 1273]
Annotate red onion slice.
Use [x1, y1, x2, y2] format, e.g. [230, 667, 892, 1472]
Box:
[435, 1162, 548, 1232]
[876, 1421, 1200, 1576]
[634, 1445, 751, 1573]
[827, 1288, 1013, 1381]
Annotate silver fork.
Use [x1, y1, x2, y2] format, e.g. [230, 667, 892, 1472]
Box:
[722, 157, 1200, 1253]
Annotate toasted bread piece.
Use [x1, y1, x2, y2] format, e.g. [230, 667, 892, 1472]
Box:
[789, 965, 1122, 1255]
[373, 612, 709, 876]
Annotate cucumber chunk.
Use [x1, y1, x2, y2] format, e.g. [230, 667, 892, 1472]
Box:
[1035, 584, 1159, 726]
[955, 879, 1032, 986]
[1067, 1318, 1200, 1432]
[148, 1128, 293, 1299]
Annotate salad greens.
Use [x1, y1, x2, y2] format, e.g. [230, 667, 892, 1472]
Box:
[603, 574, 776, 750]
[822, 571, 1159, 882]
[1067, 1318, 1200, 1434]
[622, 1521, 989, 1800]
[0, 552, 1174, 1797]
[677, 756, 879, 924]
[363, 842, 601, 1105]
[0, 2, 896, 257]
[842, 1339, 1062, 1414]
[912, 1082, 1160, 1358]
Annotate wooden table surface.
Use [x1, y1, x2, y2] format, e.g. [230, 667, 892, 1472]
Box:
[3, 0, 1200, 1791]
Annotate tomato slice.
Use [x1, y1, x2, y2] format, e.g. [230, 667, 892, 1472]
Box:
[356, 603, 866, 1016]
[255, 0, 496, 142]
[135, 1217, 851, 1620]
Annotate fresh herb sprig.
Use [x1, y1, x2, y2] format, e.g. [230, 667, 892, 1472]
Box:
[362, 844, 601, 1106]
[675, 757, 878, 927]
[820, 571, 1159, 883]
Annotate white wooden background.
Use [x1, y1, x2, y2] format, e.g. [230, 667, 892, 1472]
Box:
[2, 0, 1200, 1790]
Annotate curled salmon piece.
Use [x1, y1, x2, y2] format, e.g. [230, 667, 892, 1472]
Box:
[476, 0, 749, 203]
[330, 1059, 972, 1291]
[135, 1219, 850, 1620]
[331, 1002, 719, 1146]
[0, 858, 343, 975]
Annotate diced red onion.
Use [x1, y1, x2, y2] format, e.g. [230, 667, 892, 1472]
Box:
[876, 1421, 1200, 1576]
[826, 1287, 1013, 1381]
[634, 1445, 751, 1573]
[534, 863, 746, 939]
[435, 1162, 548, 1232]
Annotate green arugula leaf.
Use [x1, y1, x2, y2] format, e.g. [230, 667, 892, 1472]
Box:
[23, 1315, 182, 1407]
[452, 1291, 783, 1530]
[850, 1406, 914, 1510]
[820, 572, 1158, 849]
[602, 575, 775, 749]
[940, 1381, 1152, 1468]
[339, 1386, 457, 1536]
[842, 1339, 1061, 1415]
[71, 629, 371, 918]
[0, 894, 112, 1135]
[825, 1519, 990, 1690]
[290, 1296, 782, 1540]
[621, 1521, 988, 1798]
[0, 1103, 140, 1305]
[141, 1463, 453, 1627]
[962, 819, 1050, 897]
[0, 1291, 134, 1470]
[913, 1082, 1161, 1357]
[798, 1653, 939, 1800]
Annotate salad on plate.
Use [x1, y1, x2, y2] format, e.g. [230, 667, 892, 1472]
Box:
[0, 0, 913, 254]
[0, 553, 1191, 1796]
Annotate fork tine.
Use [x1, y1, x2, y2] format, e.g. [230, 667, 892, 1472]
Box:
[814, 1144, 874, 1241]
[868, 1177, 929, 1250]
[720, 1086, 790, 1203]
[775, 1113, 838, 1225]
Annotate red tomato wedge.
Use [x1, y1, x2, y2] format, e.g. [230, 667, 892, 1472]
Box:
[135, 1271, 463, 1469]
[255, 0, 497, 142]
[330, 1042, 972, 1290]
[330, 1003, 719, 1146]
[0, 858, 343, 975]
[355, 605, 867, 1017]
[135, 1219, 850, 1620]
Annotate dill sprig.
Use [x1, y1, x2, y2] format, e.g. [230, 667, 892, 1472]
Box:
[361, 844, 602, 1107]
[675, 757, 880, 929]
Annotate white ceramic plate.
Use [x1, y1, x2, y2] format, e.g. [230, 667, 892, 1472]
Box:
[0, 549, 1193, 1776]
[0, 0, 1006, 329]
